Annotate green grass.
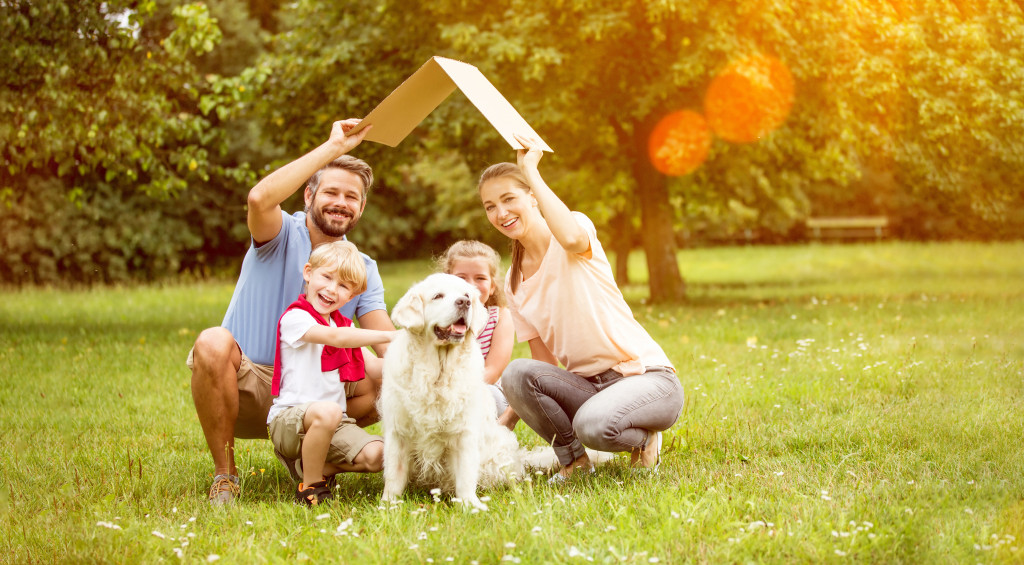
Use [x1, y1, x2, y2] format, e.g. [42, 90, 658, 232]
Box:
[2, 241, 1023, 563]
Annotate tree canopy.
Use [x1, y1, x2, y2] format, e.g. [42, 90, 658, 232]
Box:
[2, 0, 1023, 293]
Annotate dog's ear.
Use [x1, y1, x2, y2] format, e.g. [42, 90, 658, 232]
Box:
[468, 289, 488, 337]
[391, 288, 426, 332]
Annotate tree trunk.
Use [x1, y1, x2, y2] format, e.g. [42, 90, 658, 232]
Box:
[631, 117, 686, 302]
[608, 210, 633, 285]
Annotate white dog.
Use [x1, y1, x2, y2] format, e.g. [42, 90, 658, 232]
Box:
[379, 274, 524, 510]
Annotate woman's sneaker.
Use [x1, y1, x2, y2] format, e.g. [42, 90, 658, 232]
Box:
[630, 431, 662, 474]
[295, 480, 333, 507]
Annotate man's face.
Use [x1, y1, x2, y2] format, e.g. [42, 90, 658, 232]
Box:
[306, 168, 366, 238]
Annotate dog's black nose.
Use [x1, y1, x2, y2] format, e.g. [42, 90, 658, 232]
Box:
[455, 296, 470, 309]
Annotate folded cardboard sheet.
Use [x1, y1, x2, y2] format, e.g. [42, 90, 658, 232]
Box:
[347, 56, 552, 152]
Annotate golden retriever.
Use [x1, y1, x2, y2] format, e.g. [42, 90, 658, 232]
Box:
[379, 274, 524, 510]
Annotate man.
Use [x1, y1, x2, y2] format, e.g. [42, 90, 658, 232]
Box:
[187, 119, 394, 504]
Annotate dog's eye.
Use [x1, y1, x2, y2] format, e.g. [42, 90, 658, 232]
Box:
[432, 293, 444, 300]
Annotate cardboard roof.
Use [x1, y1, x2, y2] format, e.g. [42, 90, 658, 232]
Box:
[346, 56, 552, 152]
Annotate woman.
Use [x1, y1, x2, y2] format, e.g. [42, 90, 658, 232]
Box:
[479, 134, 685, 481]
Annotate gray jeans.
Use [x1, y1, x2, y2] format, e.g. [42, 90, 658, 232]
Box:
[502, 359, 685, 466]
[488, 383, 509, 416]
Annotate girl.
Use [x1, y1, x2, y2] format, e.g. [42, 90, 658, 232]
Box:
[478, 134, 684, 481]
[438, 240, 518, 430]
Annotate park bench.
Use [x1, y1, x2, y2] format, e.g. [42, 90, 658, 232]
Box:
[805, 216, 889, 241]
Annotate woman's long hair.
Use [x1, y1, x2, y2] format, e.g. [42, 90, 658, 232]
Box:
[478, 163, 530, 294]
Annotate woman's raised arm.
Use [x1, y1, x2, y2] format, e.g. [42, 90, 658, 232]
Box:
[514, 134, 590, 255]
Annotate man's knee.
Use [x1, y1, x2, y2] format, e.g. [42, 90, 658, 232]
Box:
[191, 328, 238, 381]
[352, 378, 379, 401]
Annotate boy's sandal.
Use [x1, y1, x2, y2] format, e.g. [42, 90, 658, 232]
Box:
[295, 480, 333, 507]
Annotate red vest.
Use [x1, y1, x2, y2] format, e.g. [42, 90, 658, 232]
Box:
[272, 294, 365, 395]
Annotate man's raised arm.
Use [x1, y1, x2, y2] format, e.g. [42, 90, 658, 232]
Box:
[247, 119, 371, 245]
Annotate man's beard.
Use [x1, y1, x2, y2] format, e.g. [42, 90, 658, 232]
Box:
[310, 204, 359, 238]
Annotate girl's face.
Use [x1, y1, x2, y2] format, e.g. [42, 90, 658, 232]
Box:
[449, 257, 495, 303]
[302, 261, 355, 317]
[480, 177, 535, 240]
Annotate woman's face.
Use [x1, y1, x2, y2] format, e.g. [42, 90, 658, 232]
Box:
[480, 176, 534, 240]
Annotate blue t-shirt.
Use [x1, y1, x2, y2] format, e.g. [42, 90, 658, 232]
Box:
[221, 210, 387, 366]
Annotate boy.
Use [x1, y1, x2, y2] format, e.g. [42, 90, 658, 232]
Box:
[268, 241, 396, 506]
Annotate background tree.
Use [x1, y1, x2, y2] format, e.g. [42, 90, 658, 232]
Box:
[4, 0, 1023, 290]
[248, 0, 867, 300]
[0, 0, 276, 283]
[816, 0, 1024, 239]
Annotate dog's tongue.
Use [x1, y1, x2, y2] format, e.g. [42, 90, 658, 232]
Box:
[435, 318, 468, 341]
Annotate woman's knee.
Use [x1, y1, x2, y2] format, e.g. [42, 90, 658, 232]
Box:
[573, 410, 617, 446]
[501, 358, 544, 401]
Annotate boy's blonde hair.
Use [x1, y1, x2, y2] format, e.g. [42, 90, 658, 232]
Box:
[437, 240, 506, 308]
[308, 240, 367, 295]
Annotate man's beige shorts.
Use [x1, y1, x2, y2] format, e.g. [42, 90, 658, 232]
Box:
[268, 403, 381, 469]
[186, 346, 358, 439]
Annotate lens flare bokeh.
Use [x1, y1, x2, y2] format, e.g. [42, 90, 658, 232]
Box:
[648, 110, 712, 176]
[704, 55, 794, 143]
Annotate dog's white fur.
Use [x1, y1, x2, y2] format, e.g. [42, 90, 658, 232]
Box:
[380, 274, 523, 510]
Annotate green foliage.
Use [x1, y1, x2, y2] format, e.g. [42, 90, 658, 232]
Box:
[0, 175, 249, 284]
[0, 0, 276, 284]
[0, 0, 230, 195]
[248, 0, 1024, 265]
[3, 0, 1023, 286]
[238, 1, 514, 259]
[814, 0, 1024, 238]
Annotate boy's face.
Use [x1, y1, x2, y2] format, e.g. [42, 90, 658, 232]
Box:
[302, 262, 356, 317]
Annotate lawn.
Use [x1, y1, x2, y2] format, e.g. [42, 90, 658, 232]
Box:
[1, 241, 1022, 564]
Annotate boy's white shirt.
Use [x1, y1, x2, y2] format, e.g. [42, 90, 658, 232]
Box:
[267, 309, 347, 425]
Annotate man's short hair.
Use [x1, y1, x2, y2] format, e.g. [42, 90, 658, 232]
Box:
[307, 155, 374, 202]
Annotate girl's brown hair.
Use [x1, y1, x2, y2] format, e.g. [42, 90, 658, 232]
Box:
[478, 162, 530, 294]
[437, 240, 506, 308]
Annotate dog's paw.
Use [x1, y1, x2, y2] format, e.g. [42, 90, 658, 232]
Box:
[452, 495, 489, 512]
